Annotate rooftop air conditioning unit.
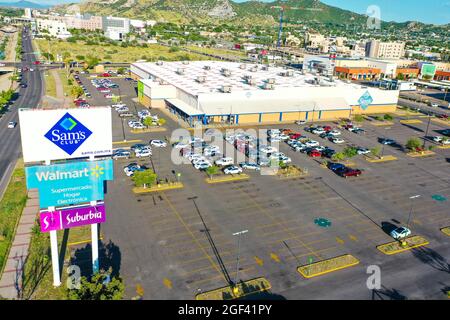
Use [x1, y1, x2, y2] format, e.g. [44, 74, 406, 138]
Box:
[221, 85, 232, 93]
[176, 68, 185, 75]
[196, 76, 206, 83]
[203, 65, 211, 70]
[247, 79, 256, 86]
[239, 64, 246, 69]
[222, 69, 231, 77]
[156, 61, 163, 66]
[286, 70, 294, 77]
[182, 61, 189, 65]
[262, 65, 269, 71]
[267, 78, 275, 84]
[263, 83, 275, 90]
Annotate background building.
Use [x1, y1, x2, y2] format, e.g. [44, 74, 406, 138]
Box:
[102, 16, 130, 40]
[365, 40, 405, 59]
[36, 19, 71, 39]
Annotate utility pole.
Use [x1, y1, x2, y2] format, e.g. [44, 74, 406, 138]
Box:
[232, 230, 248, 289]
[407, 195, 420, 229]
[423, 112, 432, 149]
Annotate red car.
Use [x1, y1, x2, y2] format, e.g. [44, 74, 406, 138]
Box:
[289, 132, 303, 139]
[33, 61, 41, 65]
[343, 124, 354, 130]
[101, 73, 111, 77]
[336, 167, 362, 178]
[323, 125, 332, 132]
[437, 114, 448, 119]
[308, 150, 322, 157]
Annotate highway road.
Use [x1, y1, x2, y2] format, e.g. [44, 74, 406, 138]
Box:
[0, 27, 43, 198]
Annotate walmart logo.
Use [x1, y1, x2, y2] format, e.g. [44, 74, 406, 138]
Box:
[91, 164, 104, 178]
[44, 112, 92, 155]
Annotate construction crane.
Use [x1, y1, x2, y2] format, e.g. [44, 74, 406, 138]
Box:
[271, 3, 323, 48]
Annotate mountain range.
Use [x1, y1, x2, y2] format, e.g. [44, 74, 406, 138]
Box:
[0, 0, 51, 9]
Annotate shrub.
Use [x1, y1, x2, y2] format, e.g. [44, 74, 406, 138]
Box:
[132, 170, 157, 188]
[384, 114, 393, 121]
[405, 137, 422, 151]
[353, 114, 364, 122]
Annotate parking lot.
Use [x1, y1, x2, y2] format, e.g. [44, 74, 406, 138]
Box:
[72, 73, 450, 299]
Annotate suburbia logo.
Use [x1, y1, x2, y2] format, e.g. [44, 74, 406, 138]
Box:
[44, 112, 92, 155]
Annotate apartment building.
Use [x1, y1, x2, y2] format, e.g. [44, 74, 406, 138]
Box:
[36, 18, 71, 39]
[102, 16, 130, 40]
[365, 40, 405, 59]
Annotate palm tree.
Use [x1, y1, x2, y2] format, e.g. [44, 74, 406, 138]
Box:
[205, 165, 219, 180]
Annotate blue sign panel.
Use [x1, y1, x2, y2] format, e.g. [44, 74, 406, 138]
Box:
[44, 112, 93, 155]
[358, 91, 373, 111]
[25, 159, 113, 208]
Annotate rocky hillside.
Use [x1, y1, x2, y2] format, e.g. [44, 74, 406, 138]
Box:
[55, 0, 367, 25]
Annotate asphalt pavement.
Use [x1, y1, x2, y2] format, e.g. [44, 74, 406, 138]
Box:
[0, 27, 43, 198]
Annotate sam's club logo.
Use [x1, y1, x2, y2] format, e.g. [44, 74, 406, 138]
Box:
[44, 112, 92, 155]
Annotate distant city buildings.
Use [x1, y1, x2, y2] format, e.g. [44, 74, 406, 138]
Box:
[102, 16, 130, 41]
[36, 18, 71, 39]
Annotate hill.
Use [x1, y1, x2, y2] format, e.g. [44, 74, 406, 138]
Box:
[55, 0, 368, 25]
[0, 0, 51, 9]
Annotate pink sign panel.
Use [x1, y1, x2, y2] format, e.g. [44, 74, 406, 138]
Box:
[40, 204, 106, 233]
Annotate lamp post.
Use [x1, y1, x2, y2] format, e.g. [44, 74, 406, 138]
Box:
[422, 112, 432, 149]
[232, 229, 248, 288]
[406, 195, 420, 229]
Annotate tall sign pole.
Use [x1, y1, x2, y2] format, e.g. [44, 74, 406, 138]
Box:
[48, 206, 61, 287]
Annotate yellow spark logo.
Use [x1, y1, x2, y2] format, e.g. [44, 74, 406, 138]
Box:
[91, 165, 104, 178]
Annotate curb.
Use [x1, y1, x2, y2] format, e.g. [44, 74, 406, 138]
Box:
[376, 236, 429, 255]
[297, 254, 360, 279]
[205, 174, 250, 184]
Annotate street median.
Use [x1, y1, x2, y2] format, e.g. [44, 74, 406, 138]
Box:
[297, 254, 360, 279]
[196, 277, 271, 300]
[441, 227, 450, 236]
[205, 174, 250, 184]
[132, 182, 184, 193]
[365, 155, 397, 163]
[406, 150, 435, 158]
[376, 235, 429, 255]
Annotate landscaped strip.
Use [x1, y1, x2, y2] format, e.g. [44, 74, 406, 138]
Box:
[437, 145, 450, 149]
[132, 182, 184, 193]
[431, 118, 449, 126]
[205, 174, 250, 184]
[365, 155, 397, 163]
[276, 165, 308, 179]
[371, 121, 394, 126]
[112, 139, 142, 145]
[297, 254, 360, 279]
[196, 277, 271, 300]
[406, 150, 435, 157]
[376, 235, 429, 255]
[400, 119, 422, 124]
[440, 227, 450, 236]
[0, 160, 27, 277]
[130, 127, 167, 134]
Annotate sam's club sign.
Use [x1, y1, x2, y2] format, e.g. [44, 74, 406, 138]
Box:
[18, 108, 112, 163]
[25, 160, 114, 208]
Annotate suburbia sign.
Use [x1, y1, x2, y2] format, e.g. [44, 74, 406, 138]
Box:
[39, 204, 106, 233]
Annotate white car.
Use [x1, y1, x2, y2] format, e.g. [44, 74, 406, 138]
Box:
[104, 94, 113, 99]
[239, 162, 261, 171]
[430, 103, 439, 108]
[7, 121, 17, 129]
[432, 136, 443, 143]
[194, 160, 211, 170]
[331, 137, 345, 144]
[295, 120, 307, 125]
[390, 227, 411, 240]
[135, 149, 152, 157]
[312, 128, 326, 135]
[215, 157, 234, 166]
[112, 103, 126, 109]
[328, 130, 341, 136]
[224, 166, 243, 175]
[192, 157, 207, 165]
[442, 139, 450, 145]
[188, 154, 203, 162]
[173, 141, 190, 149]
[150, 140, 167, 148]
[305, 140, 320, 148]
[357, 148, 371, 155]
[259, 146, 278, 154]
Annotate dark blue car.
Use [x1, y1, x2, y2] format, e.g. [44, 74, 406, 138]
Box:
[328, 163, 345, 172]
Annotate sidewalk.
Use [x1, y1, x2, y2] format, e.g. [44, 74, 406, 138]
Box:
[0, 190, 39, 299]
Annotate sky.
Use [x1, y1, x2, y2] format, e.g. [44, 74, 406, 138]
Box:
[1, 0, 449, 24]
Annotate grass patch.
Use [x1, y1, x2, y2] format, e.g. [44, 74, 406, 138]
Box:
[377, 236, 429, 255]
[441, 227, 450, 236]
[400, 119, 422, 124]
[44, 70, 57, 98]
[365, 155, 397, 163]
[205, 173, 250, 184]
[406, 150, 435, 157]
[196, 277, 271, 300]
[130, 127, 167, 134]
[132, 182, 184, 193]
[275, 165, 308, 179]
[297, 254, 359, 278]
[35, 39, 212, 64]
[0, 160, 27, 276]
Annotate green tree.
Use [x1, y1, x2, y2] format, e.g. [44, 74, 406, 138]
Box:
[71, 86, 84, 98]
[353, 114, 364, 122]
[117, 67, 126, 75]
[205, 165, 219, 179]
[67, 270, 124, 300]
[370, 146, 381, 158]
[157, 118, 166, 126]
[132, 170, 157, 188]
[384, 114, 393, 121]
[142, 117, 153, 127]
[331, 152, 346, 162]
[343, 147, 358, 158]
[405, 137, 422, 151]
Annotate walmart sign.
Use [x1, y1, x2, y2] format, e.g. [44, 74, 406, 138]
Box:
[358, 91, 373, 111]
[26, 160, 114, 208]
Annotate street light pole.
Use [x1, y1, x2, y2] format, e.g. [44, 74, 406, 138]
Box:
[423, 113, 432, 149]
[232, 230, 248, 287]
[406, 195, 420, 229]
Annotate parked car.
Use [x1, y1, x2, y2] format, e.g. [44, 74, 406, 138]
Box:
[195, 162, 212, 170]
[215, 157, 234, 166]
[335, 167, 362, 178]
[224, 166, 243, 175]
[112, 150, 131, 160]
[379, 138, 396, 145]
[331, 137, 345, 144]
[357, 147, 371, 155]
[135, 149, 152, 157]
[390, 227, 411, 240]
[322, 147, 336, 158]
[130, 143, 148, 152]
[305, 140, 320, 148]
[295, 120, 307, 125]
[123, 163, 140, 177]
[150, 140, 167, 148]
[239, 162, 261, 171]
[308, 149, 322, 157]
[328, 163, 345, 172]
